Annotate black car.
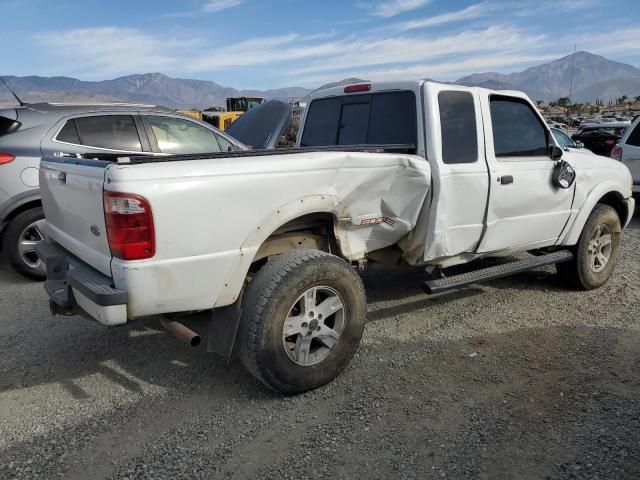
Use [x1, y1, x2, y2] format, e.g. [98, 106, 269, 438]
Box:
[571, 124, 628, 156]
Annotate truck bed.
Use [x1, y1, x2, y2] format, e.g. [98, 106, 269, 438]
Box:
[39, 147, 431, 320]
[57, 143, 418, 165]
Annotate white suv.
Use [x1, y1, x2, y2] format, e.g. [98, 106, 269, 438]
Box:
[612, 117, 640, 199]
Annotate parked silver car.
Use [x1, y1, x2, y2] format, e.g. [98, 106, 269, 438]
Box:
[0, 103, 243, 279]
[611, 116, 640, 200]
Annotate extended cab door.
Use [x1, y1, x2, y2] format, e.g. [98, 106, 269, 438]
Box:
[477, 94, 574, 252]
[422, 84, 489, 260]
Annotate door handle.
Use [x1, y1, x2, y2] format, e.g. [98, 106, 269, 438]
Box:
[500, 175, 513, 185]
[56, 172, 67, 183]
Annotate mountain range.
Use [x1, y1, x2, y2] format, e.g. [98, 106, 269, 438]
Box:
[0, 73, 313, 109]
[457, 51, 640, 103]
[1, 52, 639, 109]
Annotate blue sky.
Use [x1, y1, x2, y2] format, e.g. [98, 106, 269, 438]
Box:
[1, 0, 639, 89]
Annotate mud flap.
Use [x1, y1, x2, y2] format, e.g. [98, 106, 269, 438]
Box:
[207, 291, 243, 360]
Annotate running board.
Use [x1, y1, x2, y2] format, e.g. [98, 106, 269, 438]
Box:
[422, 250, 574, 295]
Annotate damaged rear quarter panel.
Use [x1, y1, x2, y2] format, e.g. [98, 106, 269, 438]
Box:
[106, 151, 430, 316]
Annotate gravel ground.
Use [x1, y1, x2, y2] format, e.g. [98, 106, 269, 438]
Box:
[0, 213, 639, 480]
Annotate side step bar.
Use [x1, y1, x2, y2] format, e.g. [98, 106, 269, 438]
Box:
[422, 250, 574, 295]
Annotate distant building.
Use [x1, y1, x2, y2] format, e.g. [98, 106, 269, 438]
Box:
[545, 106, 566, 115]
[602, 103, 640, 115]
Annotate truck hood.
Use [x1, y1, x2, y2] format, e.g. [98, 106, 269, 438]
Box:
[225, 100, 291, 150]
[564, 150, 633, 196]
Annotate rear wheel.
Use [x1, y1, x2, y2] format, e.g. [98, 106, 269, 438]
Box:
[237, 250, 366, 394]
[2, 207, 47, 280]
[557, 204, 622, 290]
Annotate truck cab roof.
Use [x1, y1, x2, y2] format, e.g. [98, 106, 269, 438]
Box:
[308, 79, 531, 102]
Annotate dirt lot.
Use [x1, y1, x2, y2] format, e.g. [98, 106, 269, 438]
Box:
[1, 213, 639, 480]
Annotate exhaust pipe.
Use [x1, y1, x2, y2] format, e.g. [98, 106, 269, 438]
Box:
[161, 318, 201, 347]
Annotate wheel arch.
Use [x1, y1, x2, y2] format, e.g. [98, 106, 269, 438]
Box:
[0, 194, 42, 240]
[214, 194, 351, 307]
[562, 185, 630, 246]
[597, 191, 629, 228]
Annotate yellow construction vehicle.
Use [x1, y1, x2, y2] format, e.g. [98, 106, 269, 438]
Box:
[176, 98, 263, 131]
[177, 110, 203, 121]
[202, 111, 244, 131]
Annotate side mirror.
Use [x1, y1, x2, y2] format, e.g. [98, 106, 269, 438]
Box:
[549, 145, 563, 160]
[552, 160, 576, 189]
[574, 140, 584, 149]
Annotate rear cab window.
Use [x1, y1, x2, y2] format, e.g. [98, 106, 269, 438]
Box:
[300, 91, 417, 150]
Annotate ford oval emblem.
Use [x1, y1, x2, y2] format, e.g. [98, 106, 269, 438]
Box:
[90, 224, 101, 236]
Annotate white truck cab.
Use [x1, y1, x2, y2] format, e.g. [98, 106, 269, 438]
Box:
[36, 80, 634, 393]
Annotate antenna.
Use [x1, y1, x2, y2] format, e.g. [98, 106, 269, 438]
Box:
[0, 77, 26, 106]
[568, 44, 577, 105]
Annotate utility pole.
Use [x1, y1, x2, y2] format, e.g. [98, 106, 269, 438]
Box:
[568, 44, 577, 109]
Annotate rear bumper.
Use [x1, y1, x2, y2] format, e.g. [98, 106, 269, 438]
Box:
[35, 240, 128, 326]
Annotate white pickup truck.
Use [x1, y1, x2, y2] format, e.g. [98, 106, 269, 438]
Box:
[37, 81, 635, 393]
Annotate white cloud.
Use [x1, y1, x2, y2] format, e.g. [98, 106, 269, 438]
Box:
[294, 52, 560, 86]
[187, 34, 347, 70]
[508, 0, 600, 17]
[34, 5, 633, 91]
[392, 3, 492, 32]
[288, 25, 548, 76]
[35, 27, 182, 77]
[363, 0, 431, 18]
[34, 22, 559, 87]
[202, 0, 243, 13]
[564, 27, 640, 56]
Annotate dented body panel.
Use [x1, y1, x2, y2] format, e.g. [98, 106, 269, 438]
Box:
[42, 151, 430, 319]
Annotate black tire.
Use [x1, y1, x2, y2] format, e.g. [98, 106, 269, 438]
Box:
[237, 249, 366, 394]
[557, 204, 622, 290]
[2, 207, 46, 280]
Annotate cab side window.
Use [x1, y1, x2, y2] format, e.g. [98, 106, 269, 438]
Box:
[490, 96, 548, 158]
[438, 91, 478, 164]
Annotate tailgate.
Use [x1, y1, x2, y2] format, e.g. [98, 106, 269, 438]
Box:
[39, 157, 112, 276]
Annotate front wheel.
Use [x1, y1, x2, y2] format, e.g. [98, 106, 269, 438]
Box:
[557, 204, 622, 290]
[237, 250, 367, 394]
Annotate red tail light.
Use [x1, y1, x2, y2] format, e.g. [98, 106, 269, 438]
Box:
[104, 191, 155, 260]
[0, 151, 15, 165]
[611, 145, 623, 161]
[344, 84, 371, 93]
